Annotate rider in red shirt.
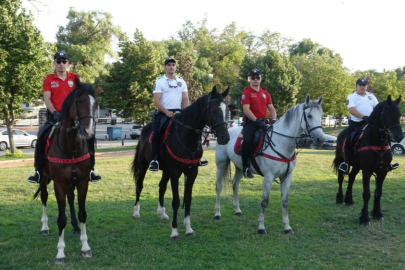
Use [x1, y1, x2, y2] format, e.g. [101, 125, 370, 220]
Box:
[241, 69, 277, 178]
[27, 51, 101, 183]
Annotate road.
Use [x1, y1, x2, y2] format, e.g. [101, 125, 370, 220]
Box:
[0, 123, 217, 156]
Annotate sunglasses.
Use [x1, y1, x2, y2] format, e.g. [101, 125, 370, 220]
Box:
[358, 84, 367, 86]
[56, 60, 68, 64]
[251, 76, 261, 80]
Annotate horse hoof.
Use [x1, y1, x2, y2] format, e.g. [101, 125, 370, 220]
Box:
[55, 258, 66, 265]
[257, 229, 267, 235]
[81, 250, 92, 258]
[361, 221, 371, 227]
[74, 230, 81, 235]
[171, 235, 180, 241]
[336, 201, 343, 205]
[235, 212, 242, 216]
[284, 229, 294, 235]
[132, 214, 140, 220]
[214, 215, 221, 220]
[345, 202, 354, 206]
[160, 215, 170, 221]
[186, 232, 196, 237]
[40, 230, 49, 235]
[373, 216, 384, 221]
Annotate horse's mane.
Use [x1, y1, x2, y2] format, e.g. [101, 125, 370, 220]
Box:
[179, 91, 224, 122]
[283, 100, 322, 126]
[60, 83, 96, 120]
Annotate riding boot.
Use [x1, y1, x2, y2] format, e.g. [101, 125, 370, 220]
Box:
[88, 141, 101, 182]
[27, 165, 42, 183]
[90, 168, 101, 182]
[199, 156, 208, 166]
[242, 148, 253, 179]
[149, 141, 159, 171]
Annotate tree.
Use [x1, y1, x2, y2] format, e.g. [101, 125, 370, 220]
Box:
[97, 30, 161, 124]
[0, 0, 49, 153]
[56, 8, 122, 83]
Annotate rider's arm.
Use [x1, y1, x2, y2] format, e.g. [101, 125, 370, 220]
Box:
[154, 93, 173, 117]
[182, 91, 190, 108]
[267, 104, 277, 121]
[348, 107, 366, 119]
[243, 104, 258, 122]
[43, 91, 57, 113]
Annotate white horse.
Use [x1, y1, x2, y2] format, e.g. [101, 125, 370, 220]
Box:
[214, 95, 324, 234]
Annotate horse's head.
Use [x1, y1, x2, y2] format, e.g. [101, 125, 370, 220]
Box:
[61, 83, 98, 139]
[205, 86, 230, 145]
[369, 95, 403, 143]
[302, 95, 325, 148]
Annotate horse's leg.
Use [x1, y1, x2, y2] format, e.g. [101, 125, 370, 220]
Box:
[232, 166, 243, 215]
[345, 167, 360, 206]
[280, 174, 294, 234]
[54, 183, 68, 264]
[183, 168, 198, 237]
[359, 170, 372, 226]
[77, 182, 92, 258]
[40, 177, 49, 234]
[157, 170, 170, 220]
[133, 162, 147, 220]
[257, 174, 274, 235]
[170, 171, 181, 240]
[336, 170, 345, 204]
[372, 171, 387, 221]
[214, 158, 230, 220]
[67, 186, 81, 234]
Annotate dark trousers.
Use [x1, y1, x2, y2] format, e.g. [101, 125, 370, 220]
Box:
[151, 109, 181, 160]
[344, 120, 367, 164]
[241, 120, 260, 169]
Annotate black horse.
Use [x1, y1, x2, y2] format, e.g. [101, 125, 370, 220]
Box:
[33, 83, 97, 264]
[333, 95, 403, 226]
[131, 86, 230, 240]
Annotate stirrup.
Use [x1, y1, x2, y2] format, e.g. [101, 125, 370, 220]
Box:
[89, 169, 101, 182]
[27, 170, 40, 184]
[338, 162, 349, 174]
[244, 168, 254, 179]
[199, 156, 208, 166]
[149, 160, 159, 171]
[390, 161, 399, 170]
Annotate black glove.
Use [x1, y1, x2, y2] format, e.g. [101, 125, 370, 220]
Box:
[256, 119, 265, 129]
[52, 111, 61, 122]
[270, 119, 276, 125]
[362, 116, 369, 122]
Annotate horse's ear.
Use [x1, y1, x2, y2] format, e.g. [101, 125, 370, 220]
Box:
[387, 95, 392, 103]
[211, 85, 218, 96]
[221, 87, 229, 98]
[305, 94, 310, 105]
[318, 96, 323, 105]
[395, 95, 401, 105]
[95, 86, 103, 94]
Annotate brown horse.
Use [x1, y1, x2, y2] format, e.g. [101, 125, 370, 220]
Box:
[132, 86, 230, 240]
[33, 83, 97, 264]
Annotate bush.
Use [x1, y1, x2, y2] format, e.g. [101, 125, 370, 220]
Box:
[5, 149, 24, 158]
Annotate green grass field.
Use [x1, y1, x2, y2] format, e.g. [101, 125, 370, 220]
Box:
[1, 149, 405, 269]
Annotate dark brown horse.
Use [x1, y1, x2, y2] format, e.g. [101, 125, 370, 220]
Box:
[132, 86, 230, 240]
[33, 83, 97, 264]
[333, 96, 403, 226]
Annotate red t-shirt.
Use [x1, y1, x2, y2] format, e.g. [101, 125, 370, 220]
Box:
[241, 86, 273, 119]
[43, 72, 80, 112]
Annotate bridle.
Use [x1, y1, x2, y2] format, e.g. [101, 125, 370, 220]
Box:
[368, 104, 401, 143]
[60, 95, 95, 133]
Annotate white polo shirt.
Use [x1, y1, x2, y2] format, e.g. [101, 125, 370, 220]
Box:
[153, 74, 188, 110]
[347, 91, 378, 122]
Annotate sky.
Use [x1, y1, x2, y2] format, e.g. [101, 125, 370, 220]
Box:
[22, 0, 404, 72]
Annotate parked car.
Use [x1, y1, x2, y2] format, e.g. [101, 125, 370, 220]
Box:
[321, 115, 336, 126]
[336, 116, 349, 125]
[0, 129, 37, 151]
[296, 131, 337, 150]
[391, 131, 405, 155]
[129, 125, 143, 139]
[227, 120, 242, 128]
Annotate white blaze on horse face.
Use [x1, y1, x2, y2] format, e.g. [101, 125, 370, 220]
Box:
[220, 102, 226, 121]
[85, 95, 95, 135]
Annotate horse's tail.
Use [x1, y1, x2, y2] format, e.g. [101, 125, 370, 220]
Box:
[182, 174, 188, 209]
[221, 158, 232, 193]
[33, 186, 41, 200]
[332, 130, 346, 173]
[131, 143, 140, 183]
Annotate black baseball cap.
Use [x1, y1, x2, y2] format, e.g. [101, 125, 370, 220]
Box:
[248, 68, 261, 76]
[164, 58, 176, 65]
[54, 50, 68, 60]
[356, 78, 367, 85]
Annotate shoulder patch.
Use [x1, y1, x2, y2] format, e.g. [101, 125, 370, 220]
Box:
[242, 94, 245, 100]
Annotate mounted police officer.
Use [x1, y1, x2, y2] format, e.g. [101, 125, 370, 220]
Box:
[338, 78, 378, 173]
[27, 50, 101, 183]
[149, 58, 190, 171]
[241, 68, 277, 178]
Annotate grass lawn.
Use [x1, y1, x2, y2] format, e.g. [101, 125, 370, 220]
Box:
[1, 148, 405, 269]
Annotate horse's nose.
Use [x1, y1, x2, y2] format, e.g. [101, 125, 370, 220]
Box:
[220, 135, 229, 143]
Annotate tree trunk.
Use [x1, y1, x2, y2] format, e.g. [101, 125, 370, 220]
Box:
[4, 102, 17, 153]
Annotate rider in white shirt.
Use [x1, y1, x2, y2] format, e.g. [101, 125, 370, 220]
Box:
[338, 78, 378, 173]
